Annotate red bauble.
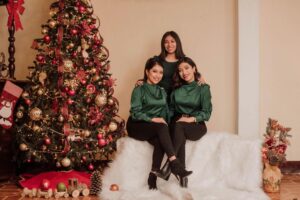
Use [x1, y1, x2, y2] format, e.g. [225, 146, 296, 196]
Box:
[67, 98, 74, 105]
[25, 99, 31, 105]
[70, 28, 78, 35]
[43, 35, 51, 43]
[88, 163, 94, 170]
[44, 137, 51, 145]
[36, 54, 44, 62]
[86, 97, 91, 103]
[41, 179, 50, 190]
[98, 139, 106, 147]
[52, 59, 58, 65]
[84, 58, 89, 64]
[81, 79, 86, 85]
[72, 51, 78, 57]
[78, 6, 86, 13]
[68, 90, 76, 96]
[82, 156, 87, 162]
[97, 133, 103, 139]
[63, 87, 70, 92]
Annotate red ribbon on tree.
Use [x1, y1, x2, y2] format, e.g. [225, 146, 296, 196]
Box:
[6, 0, 25, 31]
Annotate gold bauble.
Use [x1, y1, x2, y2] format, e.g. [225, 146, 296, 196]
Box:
[61, 157, 71, 167]
[16, 111, 24, 118]
[39, 71, 48, 85]
[110, 184, 119, 191]
[64, 13, 69, 18]
[32, 125, 41, 132]
[58, 115, 64, 122]
[22, 92, 29, 99]
[48, 20, 57, 28]
[37, 88, 44, 95]
[19, 143, 28, 151]
[95, 94, 107, 106]
[92, 75, 100, 82]
[63, 59, 74, 72]
[29, 107, 42, 121]
[108, 98, 114, 106]
[109, 121, 118, 132]
[41, 27, 48, 34]
[49, 10, 57, 17]
[84, 130, 91, 137]
[90, 68, 97, 74]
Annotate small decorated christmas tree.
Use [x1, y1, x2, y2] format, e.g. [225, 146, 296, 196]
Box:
[15, 0, 125, 171]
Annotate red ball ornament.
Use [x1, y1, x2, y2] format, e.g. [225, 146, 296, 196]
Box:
[43, 35, 51, 43]
[63, 87, 70, 92]
[81, 79, 86, 85]
[79, 6, 86, 13]
[67, 98, 74, 105]
[52, 59, 58, 65]
[88, 163, 94, 170]
[71, 28, 78, 35]
[44, 137, 51, 145]
[82, 156, 87, 162]
[97, 133, 103, 139]
[41, 179, 51, 190]
[86, 97, 91, 103]
[84, 58, 89, 64]
[36, 54, 44, 62]
[25, 99, 31, 105]
[72, 51, 78, 57]
[98, 139, 106, 147]
[68, 89, 76, 96]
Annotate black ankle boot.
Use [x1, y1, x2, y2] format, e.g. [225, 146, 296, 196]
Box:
[148, 172, 157, 190]
[170, 159, 192, 178]
[180, 176, 188, 188]
[154, 160, 171, 181]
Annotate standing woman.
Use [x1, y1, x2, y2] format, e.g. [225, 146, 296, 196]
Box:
[170, 57, 212, 187]
[126, 56, 192, 190]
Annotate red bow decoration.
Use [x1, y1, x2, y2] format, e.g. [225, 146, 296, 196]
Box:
[6, 0, 25, 31]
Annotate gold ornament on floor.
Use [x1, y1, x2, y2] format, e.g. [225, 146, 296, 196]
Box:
[109, 121, 118, 132]
[110, 184, 119, 191]
[29, 107, 42, 121]
[95, 94, 107, 106]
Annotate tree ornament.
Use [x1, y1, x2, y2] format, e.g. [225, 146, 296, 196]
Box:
[86, 84, 96, 94]
[97, 133, 103, 139]
[110, 184, 119, 191]
[58, 115, 64, 122]
[37, 88, 44, 95]
[88, 163, 94, 170]
[92, 75, 100, 82]
[36, 54, 45, 62]
[67, 42, 75, 49]
[78, 6, 86, 13]
[63, 59, 74, 72]
[90, 170, 102, 195]
[109, 121, 118, 132]
[25, 99, 31, 105]
[43, 35, 51, 43]
[29, 107, 42, 121]
[70, 28, 78, 35]
[68, 89, 76, 96]
[95, 94, 107, 107]
[84, 130, 91, 137]
[56, 161, 61, 168]
[61, 157, 71, 167]
[41, 145, 47, 151]
[44, 137, 51, 145]
[82, 155, 87, 162]
[48, 20, 57, 28]
[108, 98, 114, 106]
[41, 27, 48, 34]
[67, 99, 74, 105]
[39, 71, 48, 85]
[16, 111, 24, 118]
[21, 91, 29, 99]
[98, 139, 106, 147]
[64, 13, 69, 18]
[32, 125, 41, 132]
[19, 143, 28, 151]
[41, 179, 51, 190]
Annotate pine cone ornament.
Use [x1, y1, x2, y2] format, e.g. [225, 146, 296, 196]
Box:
[90, 170, 102, 195]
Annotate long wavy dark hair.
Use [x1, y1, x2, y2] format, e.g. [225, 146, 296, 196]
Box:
[143, 56, 163, 81]
[159, 31, 185, 60]
[173, 57, 201, 89]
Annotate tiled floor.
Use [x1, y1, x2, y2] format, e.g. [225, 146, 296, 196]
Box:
[1, 174, 300, 200]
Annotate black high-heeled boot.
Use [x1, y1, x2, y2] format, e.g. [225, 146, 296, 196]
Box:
[155, 160, 171, 181]
[170, 159, 192, 178]
[148, 172, 157, 190]
[180, 177, 188, 188]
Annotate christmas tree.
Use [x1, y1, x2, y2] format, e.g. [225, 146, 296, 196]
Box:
[15, 0, 125, 171]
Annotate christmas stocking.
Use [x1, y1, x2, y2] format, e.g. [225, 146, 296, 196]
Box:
[0, 81, 23, 129]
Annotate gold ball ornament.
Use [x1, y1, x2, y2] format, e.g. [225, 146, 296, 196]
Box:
[95, 94, 107, 107]
[108, 98, 114, 106]
[22, 91, 29, 99]
[16, 111, 24, 118]
[32, 125, 41, 132]
[109, 121, 118, 132]
[49, 10, 57, 17]
[92, 75, 100, 82]
[19, 143, 28, 151]
[39, 71, 48, 85]
[63, 59, 74, 72]
[110, 184, 119, 191]
[84, 130, 91, 137]
[58, 115, 64, 122]
[41, 27, 49, 34]
[90, 68, 97, 74]
[61, 157, 71, 167]
[48, 20, 57, 28]
[29, 107, 42, 121]
[37, 88, 44, 95]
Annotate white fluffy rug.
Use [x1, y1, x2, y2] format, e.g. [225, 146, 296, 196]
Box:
[100, 132, 269, 200]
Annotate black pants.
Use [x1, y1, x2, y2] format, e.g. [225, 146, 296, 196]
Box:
[172, 121, 207, 168]
[126, 117, 175, 171]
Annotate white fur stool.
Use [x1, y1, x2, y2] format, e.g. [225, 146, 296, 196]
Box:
[100, 132, 269, 200]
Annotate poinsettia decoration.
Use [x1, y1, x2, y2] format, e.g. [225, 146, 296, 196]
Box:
[262, 118, 292, 166]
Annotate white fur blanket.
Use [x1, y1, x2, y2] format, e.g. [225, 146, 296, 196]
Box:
[100, 132, 269, 200]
